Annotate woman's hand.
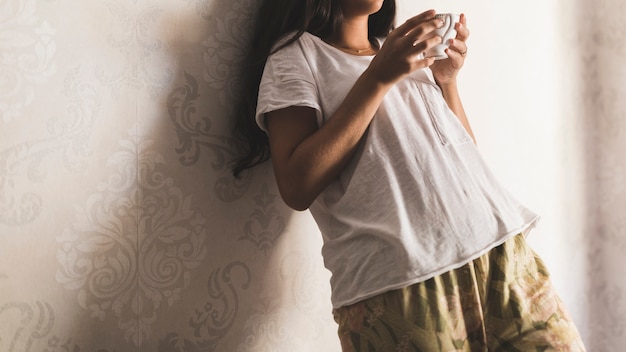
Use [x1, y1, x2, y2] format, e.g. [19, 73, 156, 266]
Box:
[366, 10, 444, 85]
[430, 14, 470, 86]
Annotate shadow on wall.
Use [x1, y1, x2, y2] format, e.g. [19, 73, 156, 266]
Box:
[148, 0, 306, 350]
[1, 0, 335, 350]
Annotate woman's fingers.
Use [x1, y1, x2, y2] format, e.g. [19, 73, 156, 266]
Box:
[404, 17, 444, 45]
[371, 11, 470, 84]
[391, 9, 436, 38]
[455, 14, 470, 41]
[410, 33, 443, 55]
[447, 38, 468, 57]
[391, 17, 444, 58]
[446, 15, 469, 58]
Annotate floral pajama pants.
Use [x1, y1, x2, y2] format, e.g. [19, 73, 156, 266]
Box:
[332, 234, 586, 351]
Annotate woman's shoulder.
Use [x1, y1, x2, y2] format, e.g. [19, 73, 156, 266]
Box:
[264, 33, 320, 78]
[272, 31, 320, 52]
[266, 32, 328, 71]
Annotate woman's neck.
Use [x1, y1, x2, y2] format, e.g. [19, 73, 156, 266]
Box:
[325, 16, 376, 54]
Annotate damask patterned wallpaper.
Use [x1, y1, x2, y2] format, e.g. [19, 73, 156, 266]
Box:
[1, 0, 337, 350]
[0, 0, 624, 351]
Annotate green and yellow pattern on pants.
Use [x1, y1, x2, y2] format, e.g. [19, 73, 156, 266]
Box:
[333, 234, 586, 351]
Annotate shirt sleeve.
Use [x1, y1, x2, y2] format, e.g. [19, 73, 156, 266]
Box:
[255, 37, 323, 132]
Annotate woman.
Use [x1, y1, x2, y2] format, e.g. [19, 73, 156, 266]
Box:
[233, 0, 586, 350]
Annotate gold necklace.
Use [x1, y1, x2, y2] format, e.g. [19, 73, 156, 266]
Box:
[336, 44, 377, 55]
[351, 47, 375, 54]
[324, 39, 377, 54]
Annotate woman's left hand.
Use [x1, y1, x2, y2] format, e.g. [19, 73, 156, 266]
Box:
[430, 13, 470, 85]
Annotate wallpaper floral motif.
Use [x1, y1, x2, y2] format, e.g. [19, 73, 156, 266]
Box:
[0, 0, 624, 351]
[56, 127, 209, 346]
[0, 0, 56, 122]
[0, 0, 336, 350]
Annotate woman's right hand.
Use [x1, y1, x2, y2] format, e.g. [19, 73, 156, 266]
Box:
[367, 9, 444, 84]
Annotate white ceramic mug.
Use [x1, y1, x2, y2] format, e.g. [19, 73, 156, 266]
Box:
[425, 13, 461, 60]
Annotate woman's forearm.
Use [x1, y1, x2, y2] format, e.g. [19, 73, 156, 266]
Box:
[267, 69, 393, 211]
[438, 81, 476, 143]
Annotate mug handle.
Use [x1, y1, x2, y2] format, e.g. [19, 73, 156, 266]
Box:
[441, 16, 457, 44]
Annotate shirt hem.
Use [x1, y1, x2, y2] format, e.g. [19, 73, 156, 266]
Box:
[331, 215, 540, 309]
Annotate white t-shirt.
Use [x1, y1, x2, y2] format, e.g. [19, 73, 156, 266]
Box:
[256, 32, 539, 309]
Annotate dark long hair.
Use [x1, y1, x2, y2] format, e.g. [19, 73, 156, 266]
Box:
[231, 0, 396, 178]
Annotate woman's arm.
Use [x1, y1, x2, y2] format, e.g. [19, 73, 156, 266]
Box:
[265, 71, 392, 211]
[266, 11, 444, 211]
[430, 14, 475, 143]
[438, 81, 475, 143]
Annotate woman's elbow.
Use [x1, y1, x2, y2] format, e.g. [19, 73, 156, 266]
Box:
[277, 185, 315, 211]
